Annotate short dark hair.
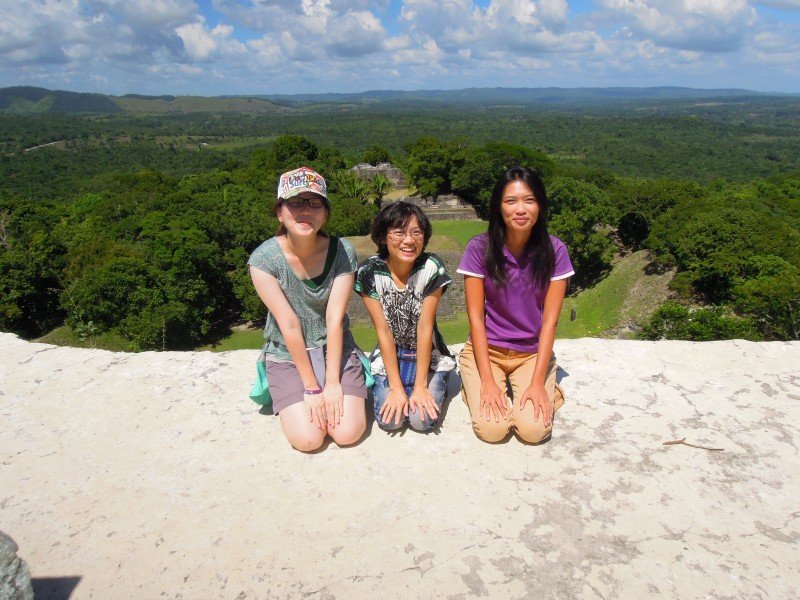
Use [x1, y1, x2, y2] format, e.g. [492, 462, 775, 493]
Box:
[370, 201, 432, 259]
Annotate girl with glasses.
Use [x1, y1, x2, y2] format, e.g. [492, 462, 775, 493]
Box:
[248, 167, 367, 451]
[355, 201, 456, 432]
[457, 166, 574, 444]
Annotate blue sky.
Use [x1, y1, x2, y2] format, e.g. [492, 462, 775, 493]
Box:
[0, 1, 798, 96]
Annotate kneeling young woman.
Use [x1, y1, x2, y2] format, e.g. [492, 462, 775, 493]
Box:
[457, 166, 574, 443]
[249, 167, 367, 451]
[355, 201, 455, 432]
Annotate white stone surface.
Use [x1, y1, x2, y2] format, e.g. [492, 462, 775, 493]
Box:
[1, 333, 799, 599]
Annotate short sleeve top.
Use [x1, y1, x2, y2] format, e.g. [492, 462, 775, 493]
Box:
[456, 233, 574, 353]
[248, 235, 358, 360]
[354, 252, 455, 373]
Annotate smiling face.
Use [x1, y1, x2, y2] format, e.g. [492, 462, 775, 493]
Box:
[500, 179, 540, 235]
[276, 192, 328, 236]
[384, 215, 425, 266]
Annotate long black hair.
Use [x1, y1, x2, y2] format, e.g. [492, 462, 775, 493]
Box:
[485, 166, 555, 289]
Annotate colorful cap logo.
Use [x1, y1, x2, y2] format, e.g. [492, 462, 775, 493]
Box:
[277, 167, 327, 200]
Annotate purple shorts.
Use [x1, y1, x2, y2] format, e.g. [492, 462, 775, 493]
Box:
[265, 350, 367, 414]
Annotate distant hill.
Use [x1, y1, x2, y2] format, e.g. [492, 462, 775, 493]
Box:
[0, 87, 290, 116]
[0, 86, 121, 114]
[0, 85, 794, 116]
[256, 86, 770, 106]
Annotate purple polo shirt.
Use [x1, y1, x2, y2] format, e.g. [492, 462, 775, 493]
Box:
[457, 234, 574, 353]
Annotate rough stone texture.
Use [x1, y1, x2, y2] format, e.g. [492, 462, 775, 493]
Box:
[0, 531, 34, 600]
[1, 333, 799, 599]
[351, 162, 406, 185]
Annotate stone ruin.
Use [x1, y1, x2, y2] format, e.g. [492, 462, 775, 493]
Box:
[351, 162, 406, 186]
[383, 193, 479, 221]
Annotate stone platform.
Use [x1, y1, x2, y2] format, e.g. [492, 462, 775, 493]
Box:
[1, 333, 799, 599]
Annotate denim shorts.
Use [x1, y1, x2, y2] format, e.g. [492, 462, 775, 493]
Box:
[372, 369, 450, 432]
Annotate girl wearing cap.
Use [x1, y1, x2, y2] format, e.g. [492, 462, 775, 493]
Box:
[248, 166, 367, 451]
[355, 201, 456, 432]
[457, 166, 574, 444]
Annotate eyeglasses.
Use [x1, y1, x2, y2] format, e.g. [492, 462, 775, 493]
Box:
[284, 197, 326, 209]
[387, 229, 425, 241]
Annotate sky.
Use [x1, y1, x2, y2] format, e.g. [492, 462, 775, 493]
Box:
[1, 0, 799, 96]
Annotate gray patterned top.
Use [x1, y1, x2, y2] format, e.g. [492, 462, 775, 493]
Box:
[248, 235, 358, 360]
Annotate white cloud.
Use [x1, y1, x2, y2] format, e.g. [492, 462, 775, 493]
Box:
[0, 0, 798, 94]
[175, 22, 238, 60]
[324, 10, 388, 57]
[247, 35, 284, 67]
[598, 0, 756, 52]
[115, 0, 197, 28]
[392, 37, 445, 66]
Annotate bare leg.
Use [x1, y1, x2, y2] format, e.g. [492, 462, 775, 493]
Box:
[279, 401, 327, 452]
[328, 395, 367, 446]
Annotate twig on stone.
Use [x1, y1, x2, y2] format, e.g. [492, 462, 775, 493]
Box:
[663, 438, 724, 452]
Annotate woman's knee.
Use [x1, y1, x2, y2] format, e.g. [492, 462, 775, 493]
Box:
[472, 418, 512, 443]
[330, 418, 365, 446]
[515, 419, 552, 444]
[376, 414, 405, 431]
[408, 411, 435, 432]
[330, 398, 367, 445]
[286, 428, 327, 452]
[280, 404, 327, 451]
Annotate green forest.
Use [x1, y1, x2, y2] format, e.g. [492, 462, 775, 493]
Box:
[1, 88, 798, 350]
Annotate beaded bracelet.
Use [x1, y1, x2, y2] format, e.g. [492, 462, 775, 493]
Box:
[303, 388, 323, 396]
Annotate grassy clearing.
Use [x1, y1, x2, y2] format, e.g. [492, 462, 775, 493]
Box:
[35, 325, 131, 352]
[198, 328, 265, 352]
[383, 188, 413, 200]
[557, 250, 671, 338]
[431, 220, 487, 247]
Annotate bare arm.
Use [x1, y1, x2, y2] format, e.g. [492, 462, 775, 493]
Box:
[249, 266, 317, 390]
[519, 278, 568, 427]
[322, 272, 355, 427]
[464, 275, 506, 420]
[409, 287, 444, 420]
[464, 276, 492, 382]
[324, 272, 355, 386]
[413, 288, 443, 389]
[362, 295, 402, 391]
[361, 293, 408, 425]
[530, 278, 567, 387]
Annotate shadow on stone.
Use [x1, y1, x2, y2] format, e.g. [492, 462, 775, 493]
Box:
[31, 576, 81, 600]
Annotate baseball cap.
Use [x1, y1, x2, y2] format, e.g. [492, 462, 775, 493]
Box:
[277, 167, 328, 201]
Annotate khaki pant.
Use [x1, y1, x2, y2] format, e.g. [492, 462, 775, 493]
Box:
[459, 341, 564, 443]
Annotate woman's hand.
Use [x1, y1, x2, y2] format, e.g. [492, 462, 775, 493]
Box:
[304, 391, 327, 430]
[380, 387, 409, 427]
[519, 383, 553, 428]
[480, 378, 507, 422]
[409, 385, 439, 422]
[322, 382, 343, 429]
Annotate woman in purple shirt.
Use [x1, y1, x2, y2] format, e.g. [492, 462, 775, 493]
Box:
[457, 166, 574, 443]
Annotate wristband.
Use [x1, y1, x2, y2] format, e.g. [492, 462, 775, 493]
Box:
[304, 388, 323, 396]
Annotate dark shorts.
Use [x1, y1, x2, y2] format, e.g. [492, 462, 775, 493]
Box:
[265, 350, 367, 414]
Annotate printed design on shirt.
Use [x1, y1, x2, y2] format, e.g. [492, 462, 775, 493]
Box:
[378, 284, 423, 350]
